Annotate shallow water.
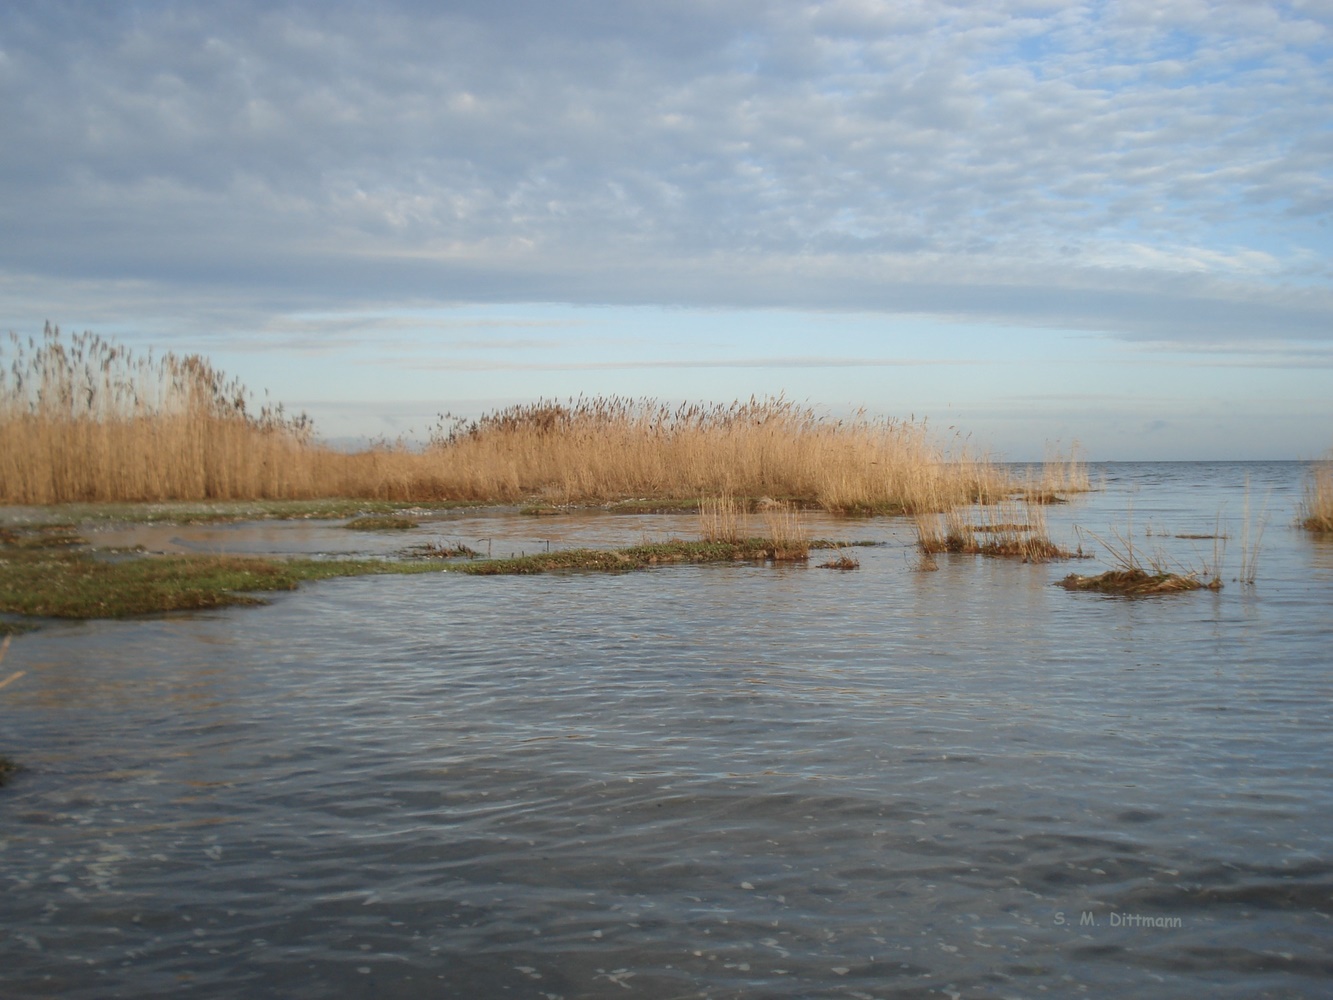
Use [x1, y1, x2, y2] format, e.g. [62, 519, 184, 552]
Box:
[2, 462, 1331, 998]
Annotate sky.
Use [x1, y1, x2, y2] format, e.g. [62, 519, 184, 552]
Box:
[1, 0, 1331, 460]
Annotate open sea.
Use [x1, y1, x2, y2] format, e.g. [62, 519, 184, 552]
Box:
[1, 462, 1330, 998]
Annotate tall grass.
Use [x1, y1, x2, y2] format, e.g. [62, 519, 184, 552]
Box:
[2, 325, 310, 502]
[1019, 441, 1090, 501]
[2, 326, 1014, 510]
[1301, 456, 1333, 533]
[434, 396, 1009, 512]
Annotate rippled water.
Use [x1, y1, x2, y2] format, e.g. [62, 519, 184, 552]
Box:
[2, 463, 1331, 998]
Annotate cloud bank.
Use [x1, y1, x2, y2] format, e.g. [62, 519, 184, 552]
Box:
[1, 0, 1330, 344]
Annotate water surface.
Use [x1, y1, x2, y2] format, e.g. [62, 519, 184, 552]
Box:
[2, 462, 1330, 998]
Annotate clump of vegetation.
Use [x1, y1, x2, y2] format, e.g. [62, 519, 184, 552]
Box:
[914, 500, 1078, 563]
[0, 755, 17, 787]
[344, 515, 420, 531]
[1299, 456, 1333, 533]
[1059, 569, 1220, 596]
[1061, 521, 1221, 597]
[818, 552, 860, 570]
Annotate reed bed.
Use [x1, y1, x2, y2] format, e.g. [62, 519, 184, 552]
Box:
[434, 396, 1010, 513]
[1300, 456, 1333, 533]
[3, 326, 1012, 510]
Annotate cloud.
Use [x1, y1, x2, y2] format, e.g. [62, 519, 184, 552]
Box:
[0, 0, 1330, 344]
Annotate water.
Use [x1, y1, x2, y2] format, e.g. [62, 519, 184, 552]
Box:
[2, 462, 1330, 998]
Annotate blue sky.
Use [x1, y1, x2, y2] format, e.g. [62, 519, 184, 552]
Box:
[2, 0, 1331, 459]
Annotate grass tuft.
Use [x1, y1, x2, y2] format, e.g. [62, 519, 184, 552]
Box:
[1299, 456, 1333, 533]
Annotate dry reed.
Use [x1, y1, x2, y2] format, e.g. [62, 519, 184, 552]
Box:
[3, 326, 1013, 511]
[699, 494, 747, 543]
[1300, 456, 1333, 533]
[1019, 442, 1091, 502]
[914, 499, 1073, 562]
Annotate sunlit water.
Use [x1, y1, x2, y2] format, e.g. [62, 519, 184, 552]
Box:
[2, 462, 1330, 998]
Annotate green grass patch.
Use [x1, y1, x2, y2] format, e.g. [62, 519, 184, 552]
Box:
[453, 538, 863, 575]
[0, 531, 883, 623]
[0, 546, 451, 619]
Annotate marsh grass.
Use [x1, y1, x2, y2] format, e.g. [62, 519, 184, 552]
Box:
[818, 551, 860, 570]
[2, 327, 1017, 511]
[0, 755, 16, 786]
[699, 494, 748, 543]
[758, 499, 809, 560]
[1301, 457, 1333, 533]
[438, 397, 1012, 513]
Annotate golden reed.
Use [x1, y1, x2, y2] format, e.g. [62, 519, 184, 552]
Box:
[1300, 455, 1333, 532]
[3, 325, 1029, 512]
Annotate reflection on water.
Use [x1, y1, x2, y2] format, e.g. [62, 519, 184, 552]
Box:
[2, 463, 1331, 998]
